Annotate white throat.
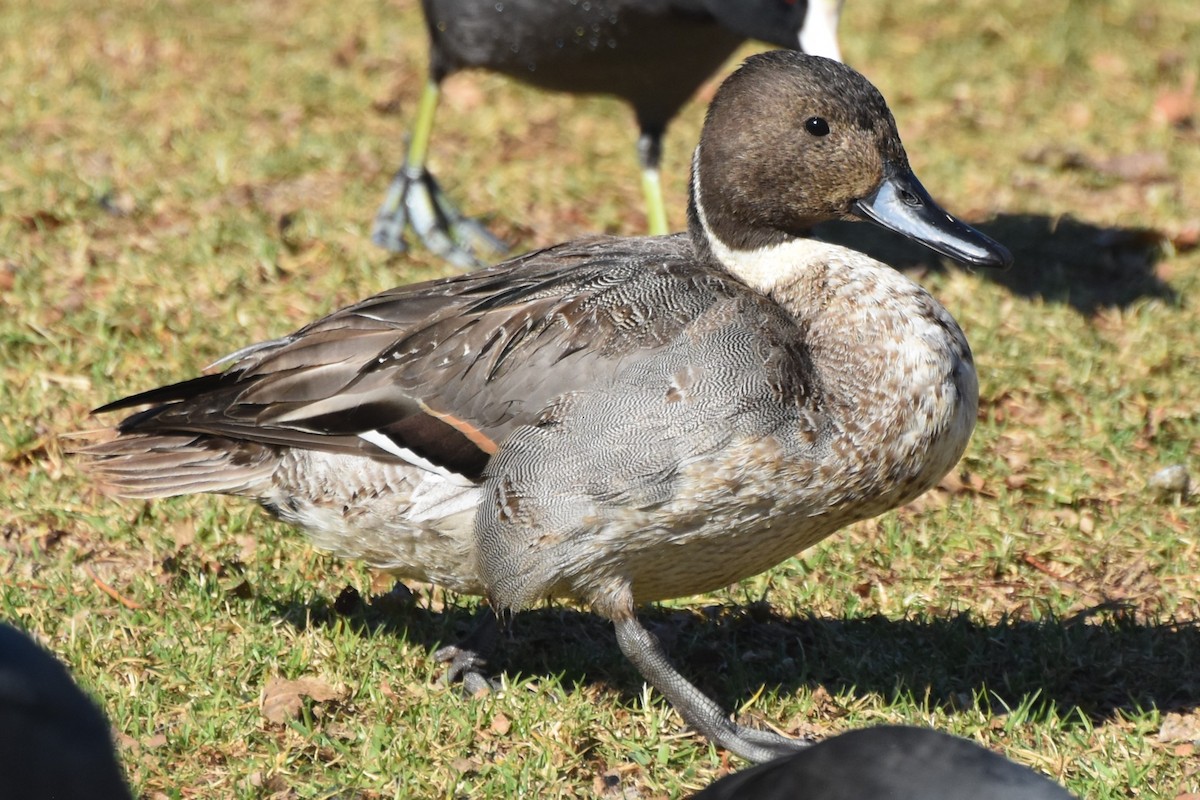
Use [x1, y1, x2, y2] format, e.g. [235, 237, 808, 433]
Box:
[691, 150, 840, 296]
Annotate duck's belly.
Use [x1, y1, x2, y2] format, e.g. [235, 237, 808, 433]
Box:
[571, 422, 965, 605]
[561, 435, 830, 604]
[259, 442, 841, 607]
[611, 506, 853, 605]
[263, 451, 486, 595]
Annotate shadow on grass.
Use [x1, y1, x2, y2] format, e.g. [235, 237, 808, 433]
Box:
[274, 588, 1199, 725]
[815, 213, 1178, 316]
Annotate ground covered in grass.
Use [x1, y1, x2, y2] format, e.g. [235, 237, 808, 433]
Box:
[2, 0, 1199, 797]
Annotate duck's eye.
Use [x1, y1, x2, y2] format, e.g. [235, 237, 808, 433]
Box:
[805, 117, 830, 136]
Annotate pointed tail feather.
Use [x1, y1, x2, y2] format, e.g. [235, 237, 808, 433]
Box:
[74, 432, 278, 500]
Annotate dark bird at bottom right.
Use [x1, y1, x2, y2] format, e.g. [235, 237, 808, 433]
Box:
[690, 726, 1077, 800]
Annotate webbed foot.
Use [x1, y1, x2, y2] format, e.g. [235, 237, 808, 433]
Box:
[614, 614, 809, 763]
[371, 164, 508, 269]
[433, 609, 501, 695]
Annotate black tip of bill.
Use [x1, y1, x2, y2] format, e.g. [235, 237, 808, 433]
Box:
[854, 167, 1014, 270]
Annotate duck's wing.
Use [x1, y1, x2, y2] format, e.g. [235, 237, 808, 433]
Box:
[94, 235, 742, 482]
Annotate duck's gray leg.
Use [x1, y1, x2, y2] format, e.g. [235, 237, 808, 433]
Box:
[613, 613, 808, 763]
[433, 606, 501, 695]
[371, 80, 508, 268]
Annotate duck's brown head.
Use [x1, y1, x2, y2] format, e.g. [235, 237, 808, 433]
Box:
[689, 50, 1012, 270]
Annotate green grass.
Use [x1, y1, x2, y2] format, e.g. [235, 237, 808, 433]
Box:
[3, 0, 1199, 796]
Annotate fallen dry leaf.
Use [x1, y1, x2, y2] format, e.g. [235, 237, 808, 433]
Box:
[1159, 710, 1200, 743]
[938, 470, 993, 497]
[332, 32, 363, 67]
[261, 677, 344, 725]
[142, 732, 168, 749]
[939, 471, 965, 493]
[1169, 224, 1199, 252]
[1153, 72, 1197, 127]
[1005, 474, 1030, 489]
[0, 261, 16, 292]
[16, 209, 67, 232]
[1094, 151, 1172, 184]
[489, 712, 511, 736]
[169, 519, 196, 550]
[115, 730, 168, 755]
[451, 757, 481, 774]
[442, 79, 486, 113]
[247, 771, 291, 795]
[234, 533, 258, 562]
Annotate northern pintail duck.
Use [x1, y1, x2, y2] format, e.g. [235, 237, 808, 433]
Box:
[82, 51, 1011, 762]
[690, 726, 1076, 800]
[371, 0, 845, 266]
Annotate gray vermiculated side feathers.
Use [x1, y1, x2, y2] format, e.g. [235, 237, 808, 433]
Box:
[80, 236, 773, 500]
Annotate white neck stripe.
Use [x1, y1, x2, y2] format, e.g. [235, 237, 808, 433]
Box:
[692, 149, 834, 295]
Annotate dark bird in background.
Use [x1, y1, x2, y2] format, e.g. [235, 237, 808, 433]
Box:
[80, 52, 1009, 761]
[0, 622, 133, 800]
[371, 0, 845, 266]
[689, 726, 1077, 800]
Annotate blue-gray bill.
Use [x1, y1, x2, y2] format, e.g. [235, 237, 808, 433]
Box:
[854, 165, 1013, 270]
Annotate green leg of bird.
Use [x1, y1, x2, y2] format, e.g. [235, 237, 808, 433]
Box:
[371, 79, 508, 268]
